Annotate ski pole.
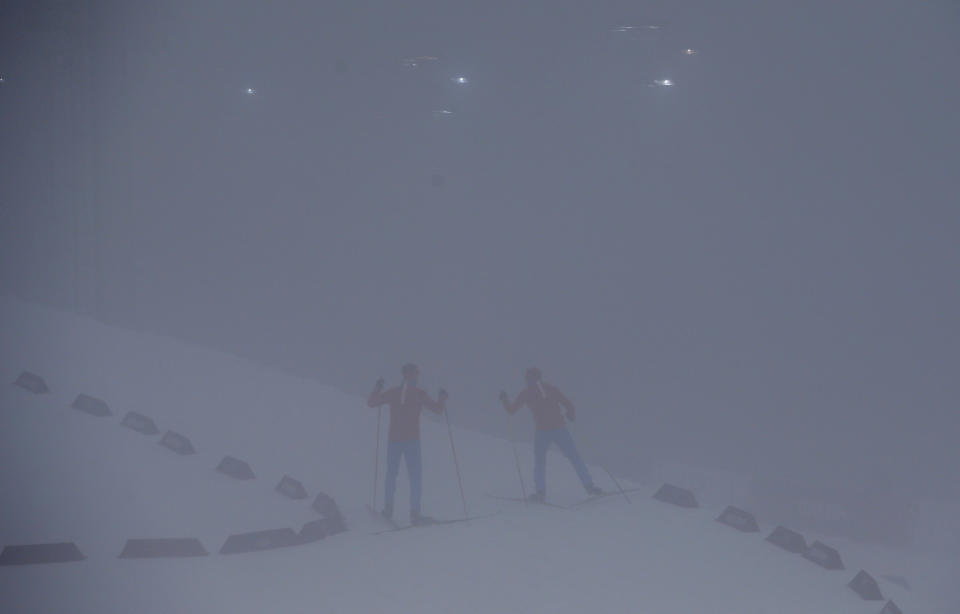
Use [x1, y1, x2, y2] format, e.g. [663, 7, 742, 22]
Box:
[508, 415, 528, 506]
[372, 406, 382, 509]
[602, 465, 632, 504]
[571, 424, 631, 504]
[443, 406, 469, 519]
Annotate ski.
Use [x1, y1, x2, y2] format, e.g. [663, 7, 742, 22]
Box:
[485, 493, 568, 509]
[372, 510, 502, 535]
[366, 504, 399, 530]
[568, 486, 647, 507]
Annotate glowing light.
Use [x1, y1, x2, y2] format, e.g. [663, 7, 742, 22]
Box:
[651, 79, 674, 87]
[683, 48, 697, 55]
[402, 56, 438, 69]
[432, 109, 454, 116]
[245, 87, 256, 95]
[403, 56, 438, 65]
[454, 76, 468, 85]
[612, 24, 661, 33]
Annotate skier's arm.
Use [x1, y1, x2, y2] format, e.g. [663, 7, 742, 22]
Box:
[500, 390, 523, 414]
[555, 388, 576, 421]
[422, 389, 447, 414]
[367, 379, 388, 408]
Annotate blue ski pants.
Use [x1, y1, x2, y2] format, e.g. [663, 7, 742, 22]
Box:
[384, 439, 422, 514]
[534, 427, 594, 495]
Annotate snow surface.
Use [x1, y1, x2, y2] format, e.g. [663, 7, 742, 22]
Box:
[0, 297, 950, 613]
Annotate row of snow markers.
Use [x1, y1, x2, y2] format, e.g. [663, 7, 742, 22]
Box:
[7, 372, 909, 612]
[115, 490, 349, 558]
[5, 370, 346, 563]
[652, 481, 903, 612]
[1, 497, 348, 564]
[69, 390, 292, 490]
[219, 493, 347, 555]
[116, 492, 345, 557]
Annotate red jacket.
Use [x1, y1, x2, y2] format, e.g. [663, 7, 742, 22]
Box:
[368, 384, 444, 442]
[504, 382, 574, 431]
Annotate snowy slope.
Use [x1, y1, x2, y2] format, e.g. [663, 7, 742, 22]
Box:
[0, 297, 947, 613]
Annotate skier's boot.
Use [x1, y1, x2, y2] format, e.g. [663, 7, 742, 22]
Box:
[585, 485, 604, 497]
[411, 511, 436, 526]
[528, 491, 546, 504]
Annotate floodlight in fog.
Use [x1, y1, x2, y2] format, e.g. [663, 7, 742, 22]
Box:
[683, 48, 697, 55]
[612, 25, 661, 32]
[432, 109, 454, 116]
[454, 76, 468, 85]
[402, 56, 438, 68]
[245, 87, 256, 95]
[652, 79, 673, 87]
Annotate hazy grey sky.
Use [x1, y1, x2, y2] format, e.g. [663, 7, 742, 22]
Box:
[2, 0, 958, 502]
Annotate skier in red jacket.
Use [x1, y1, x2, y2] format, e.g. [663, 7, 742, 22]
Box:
[500, 367, 602, 502]
[368, 363, 447, 525]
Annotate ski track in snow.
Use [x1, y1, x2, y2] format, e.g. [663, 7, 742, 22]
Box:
[0, 297, 953, 613]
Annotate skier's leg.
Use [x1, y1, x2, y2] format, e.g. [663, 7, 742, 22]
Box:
[533, 429, 549, 496]
[383, 441, 403, 515]
[405, 440, 423, 516]
[555, 427, 595, 489]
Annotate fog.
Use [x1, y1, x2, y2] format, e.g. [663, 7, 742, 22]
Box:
[2, 0, 958, 542]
